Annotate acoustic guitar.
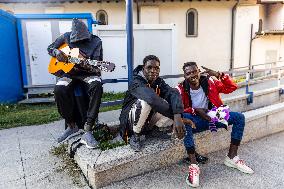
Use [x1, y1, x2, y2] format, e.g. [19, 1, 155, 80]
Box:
[48, 43, 115, 74]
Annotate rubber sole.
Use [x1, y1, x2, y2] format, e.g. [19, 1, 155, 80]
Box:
[80, 139, 98, 149]
[185, 174, 199, 188]
[224, 159, 254, 174]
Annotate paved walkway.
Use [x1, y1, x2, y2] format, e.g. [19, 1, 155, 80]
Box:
[0, 120, 90, 189]
[1, 79, 284, 189]
[1, 115, 284, 189]
[104, 131, 284, 189]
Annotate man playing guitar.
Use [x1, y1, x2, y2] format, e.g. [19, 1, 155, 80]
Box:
[47, 18, 104, 148]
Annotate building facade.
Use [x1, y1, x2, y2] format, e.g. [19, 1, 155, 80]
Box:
[1, 0, 284, 72]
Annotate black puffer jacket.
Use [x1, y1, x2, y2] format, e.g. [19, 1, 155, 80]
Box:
[119, 65, 184, 137]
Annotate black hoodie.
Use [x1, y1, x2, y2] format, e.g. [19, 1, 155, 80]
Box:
[47, 19, 103, 78]
[119, 65, 184, 136]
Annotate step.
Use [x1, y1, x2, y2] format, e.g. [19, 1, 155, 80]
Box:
[67, 102, 284, 188]
[18, 97, 55, 104]
[224, 87, 284, 112]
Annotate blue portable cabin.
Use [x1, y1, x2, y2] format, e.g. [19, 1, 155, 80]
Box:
[0, 10, 23, 103]
[15, 13, 96, 100]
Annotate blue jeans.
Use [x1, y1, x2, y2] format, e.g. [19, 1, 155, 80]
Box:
[183, 112, 245, 151]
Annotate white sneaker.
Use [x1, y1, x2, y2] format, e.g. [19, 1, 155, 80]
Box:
[185, 164, 200, 188]
[224, 156, 254, 174]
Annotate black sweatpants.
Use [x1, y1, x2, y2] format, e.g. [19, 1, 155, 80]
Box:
[54, 79, 103, 130]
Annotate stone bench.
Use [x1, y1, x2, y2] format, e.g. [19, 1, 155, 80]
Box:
[67, 102, 284, 188]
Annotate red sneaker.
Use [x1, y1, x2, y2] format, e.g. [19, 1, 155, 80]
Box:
[185, 164, 200, 188]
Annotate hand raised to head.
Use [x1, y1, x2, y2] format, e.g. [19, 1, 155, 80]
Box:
[201, 66, 220, 78]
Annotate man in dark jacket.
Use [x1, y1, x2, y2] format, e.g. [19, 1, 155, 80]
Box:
[47, 19, 103, 149]
[176, 62, 254, 187]
[119, 55, 186, 152]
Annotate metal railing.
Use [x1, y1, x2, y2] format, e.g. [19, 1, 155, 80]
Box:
[102, 65, 284, 107]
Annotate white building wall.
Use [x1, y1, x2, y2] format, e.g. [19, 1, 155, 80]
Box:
[140, 6, 159, 24]
[0, 1, 236, 72]
[157, 1, 235, 72]
[234, 5, 259, 69]
[259, 4, 267, 30]
[1, 0, 272, 73]
[0, 2, 132, 25]
[252, 36, 284, 68]
[266, 3, 283, 30]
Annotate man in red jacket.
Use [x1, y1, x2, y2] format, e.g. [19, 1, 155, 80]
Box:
[176, 62, 254, 187]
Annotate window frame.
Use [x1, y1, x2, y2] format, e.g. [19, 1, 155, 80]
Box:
[96, 9, 108, 25]
[186, 8, 198, 37]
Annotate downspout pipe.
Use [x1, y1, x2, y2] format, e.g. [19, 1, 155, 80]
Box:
[230, 0, 239, 71]
[249, 24, 253, 72]
[136, 0, 140, 24]
[249, 24, 259, 78]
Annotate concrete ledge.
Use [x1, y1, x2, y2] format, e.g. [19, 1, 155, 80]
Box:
[224, 87, 284, 112]
[68, 102, 284, 188]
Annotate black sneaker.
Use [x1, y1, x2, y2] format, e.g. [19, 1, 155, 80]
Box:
[184, 153, 209, 164]
[129, 133, 142, 152]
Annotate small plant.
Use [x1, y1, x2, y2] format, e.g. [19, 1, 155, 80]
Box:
[93, 123, 126, 151]
[99, 141, 126, 151]
[50, 144, 86, 187]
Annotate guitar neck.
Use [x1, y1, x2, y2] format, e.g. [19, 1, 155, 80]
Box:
[68, 57, 102, 66]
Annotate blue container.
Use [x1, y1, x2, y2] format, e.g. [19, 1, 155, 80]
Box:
[0, 10, 23, 103]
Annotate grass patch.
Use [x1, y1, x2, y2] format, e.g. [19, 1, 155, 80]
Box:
[0, 92, 124, 130]
[102, 92, 125, 102]
[0, 104, 60, 130]
[50, 144, 86, 187]
[50, 135, 125, 186]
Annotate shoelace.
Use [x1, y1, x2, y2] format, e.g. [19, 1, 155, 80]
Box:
[188, 166, 199, 182]
[237, 159, 245, 165]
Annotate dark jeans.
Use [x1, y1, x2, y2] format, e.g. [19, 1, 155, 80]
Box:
[183, 112, 245, 151]
[54, 80, 103, 130]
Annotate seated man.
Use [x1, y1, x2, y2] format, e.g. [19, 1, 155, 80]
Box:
[176, 62, 254, 187]
[47, 18, 103, 148]
[119, 55, 185, 152]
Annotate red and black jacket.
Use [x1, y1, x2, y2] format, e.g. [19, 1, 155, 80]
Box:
[176, 73, 237, 114]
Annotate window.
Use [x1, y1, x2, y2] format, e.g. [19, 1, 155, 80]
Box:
[186, 8, 198, 37]
[96, 10, 108, 25]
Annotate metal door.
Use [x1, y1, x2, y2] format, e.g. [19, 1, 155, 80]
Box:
[26, 21, 56, 85]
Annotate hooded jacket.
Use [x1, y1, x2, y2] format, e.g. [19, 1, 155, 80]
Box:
[119, 65, 184, 136]
[176, 73, 237, 114]
[47, 19, 103, 78]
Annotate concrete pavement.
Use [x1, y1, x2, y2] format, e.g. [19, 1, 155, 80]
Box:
[2, 78, 284, 189]
[1, 115, 284, 189]
[103, 130, 284, 189]
[0, 120, 90, 189]
[0, 110, 121, 189]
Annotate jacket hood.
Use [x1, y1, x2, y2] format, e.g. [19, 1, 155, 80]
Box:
[133, 65, 149, 83]
[132, 65, 163, 86]
[133, 65, 144, 76]
[70, 18, 91, 43]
